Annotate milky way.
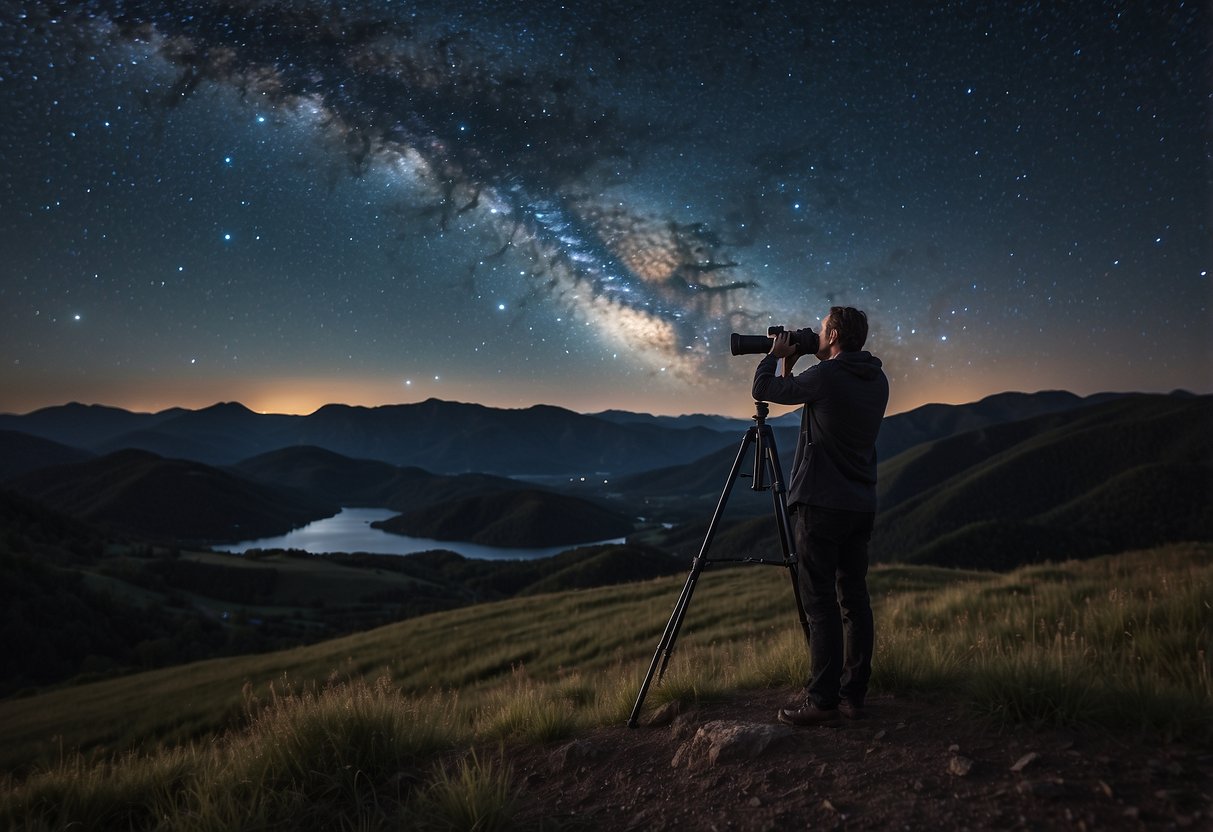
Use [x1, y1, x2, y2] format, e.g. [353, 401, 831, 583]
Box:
[1, 0, 1209, 416]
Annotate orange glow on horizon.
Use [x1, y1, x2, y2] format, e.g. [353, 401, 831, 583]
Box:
[1, 361, 1203, 419]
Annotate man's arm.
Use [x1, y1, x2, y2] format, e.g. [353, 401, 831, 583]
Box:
[753, 353, 822, 405]
[753, 331, 821, 404]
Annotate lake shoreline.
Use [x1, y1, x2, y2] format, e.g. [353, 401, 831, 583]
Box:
[214, 507, 626, 561]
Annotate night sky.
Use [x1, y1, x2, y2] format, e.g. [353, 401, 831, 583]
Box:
[2, 1, 1209, 419]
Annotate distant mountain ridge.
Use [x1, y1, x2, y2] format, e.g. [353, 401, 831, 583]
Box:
[0, 390, 1166, 479]
[0, 399, 737, 475]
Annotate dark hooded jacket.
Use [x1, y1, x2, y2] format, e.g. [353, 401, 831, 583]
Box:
[752, 350, 889, 511]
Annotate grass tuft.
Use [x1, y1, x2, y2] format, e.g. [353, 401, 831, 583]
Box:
[409, 750, 518, 831]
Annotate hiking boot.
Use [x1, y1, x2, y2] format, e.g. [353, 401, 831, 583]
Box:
[777, 703, 840, 727]
[838, 701, 867, 720]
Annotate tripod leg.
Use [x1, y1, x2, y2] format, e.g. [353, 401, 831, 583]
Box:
[627, 427, 756, 728]
[761, 427, 812, 651]
[626, 559, 704, 728]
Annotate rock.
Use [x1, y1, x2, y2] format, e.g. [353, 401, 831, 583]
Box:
[669, 710, 700, 740]
[671, 739, 694, 769]
[747, 796, 762, 807]
[670, 720, 797, 771]
[948, 755, 975, 777]
[643, 699, 682, 728]
[1010, 752, 1039, 772]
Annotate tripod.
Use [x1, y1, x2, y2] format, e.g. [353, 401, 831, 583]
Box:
[626, 400, 812, 728]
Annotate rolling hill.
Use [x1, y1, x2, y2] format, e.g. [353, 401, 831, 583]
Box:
[230, 445, 531, 510]
[373, 489, 636, 547]
[6, 449, 339, 541]
[634, 394, 1213, 569]
[0, 430, 94, 481]
[603, 390, 1153, 518]
[872, 389, 1131, 462]
[870, 394, 1213, 568]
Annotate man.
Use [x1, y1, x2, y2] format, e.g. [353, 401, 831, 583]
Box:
[752, 306, 889, 725]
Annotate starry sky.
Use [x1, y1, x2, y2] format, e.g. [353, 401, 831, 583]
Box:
[1, 0, 1209, 419]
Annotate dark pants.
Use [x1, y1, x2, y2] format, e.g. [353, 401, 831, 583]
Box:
[792, 504, 875, 709]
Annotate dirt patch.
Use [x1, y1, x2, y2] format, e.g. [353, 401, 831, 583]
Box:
[509, 689, 1212, 830]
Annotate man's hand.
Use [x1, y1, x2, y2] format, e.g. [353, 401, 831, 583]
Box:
[770, 332, 799, 376]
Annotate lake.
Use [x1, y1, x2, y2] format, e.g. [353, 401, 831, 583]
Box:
[213, 507, 626, 560]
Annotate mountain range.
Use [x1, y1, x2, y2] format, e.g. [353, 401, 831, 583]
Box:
[2, 388, 1208, 695]
[0, 390, 1141, 477]
[1, 389, 1206, 555]
[0, 399, 740, 475]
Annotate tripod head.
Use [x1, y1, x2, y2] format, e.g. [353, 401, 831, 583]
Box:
[752, 400, 771, 425]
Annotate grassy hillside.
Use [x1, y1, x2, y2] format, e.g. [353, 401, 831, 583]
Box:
[2, 543, 1208, 772]
[0, 497, 684, 693]
[634, 395, 1213, 569]
[872, 395, 1213, 567]
[0, 543, 1208, 829]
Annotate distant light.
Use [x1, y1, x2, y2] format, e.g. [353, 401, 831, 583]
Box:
[498, 303, 506, 311]
[73, 313, 81, 321]
[223, 233, 232, 241]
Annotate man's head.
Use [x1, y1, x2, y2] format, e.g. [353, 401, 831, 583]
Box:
[817, 306, 868, 359]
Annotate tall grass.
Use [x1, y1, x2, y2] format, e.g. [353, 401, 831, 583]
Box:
[2, 543, 1209, 829]
[874, 544, 1212, 733]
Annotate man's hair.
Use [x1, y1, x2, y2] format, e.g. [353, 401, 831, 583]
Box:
[827, 306, 869, 351]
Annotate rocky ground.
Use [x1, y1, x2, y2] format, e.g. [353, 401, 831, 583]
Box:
[509, 689, 1212, 830]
